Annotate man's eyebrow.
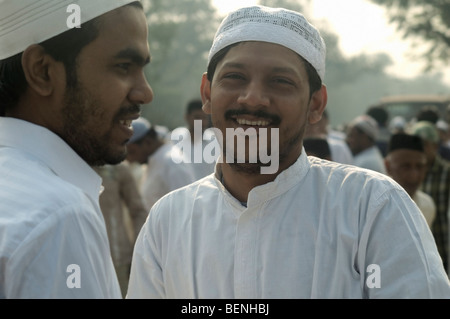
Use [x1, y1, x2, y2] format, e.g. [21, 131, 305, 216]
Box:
[114, 48, 151, 66]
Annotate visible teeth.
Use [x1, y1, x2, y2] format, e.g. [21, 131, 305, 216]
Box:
[236, 118, 270, 126]
[120, 120, 132, 128]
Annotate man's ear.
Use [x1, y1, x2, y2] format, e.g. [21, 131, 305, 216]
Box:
[21, 45, 63, 97]
[308, 85, 328, 125]
[200, 72, 212, 115]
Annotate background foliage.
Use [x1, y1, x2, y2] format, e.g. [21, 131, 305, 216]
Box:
[140, 0, 450, 130]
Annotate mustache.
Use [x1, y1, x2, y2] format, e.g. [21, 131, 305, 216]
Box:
[225, 109, 281, 126]
[117, 104, 142, 118]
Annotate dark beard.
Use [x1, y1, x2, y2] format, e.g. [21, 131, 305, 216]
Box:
[60, 84, 133, 166]
[225, 127, 303, 175]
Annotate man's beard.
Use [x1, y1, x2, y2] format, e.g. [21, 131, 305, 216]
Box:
[60, 84, 126, 167]
[220, 108, 304, 175]
[226, 128, 303, 175]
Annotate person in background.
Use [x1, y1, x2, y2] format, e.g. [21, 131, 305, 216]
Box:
[127, 5, 450, 298]
[171, 99, 217, 180]
[437, 120, 450, 149]
[303, 137, 332, 161]
[305, 109, 353, 164]
[126, 117, 196, 211]
[389, 116, 407, 135]
[0, 0, 152, 298]
[416, 105, 440, 124]
[415, 105, 450, 161]
[366, 105, 391, 157]
[346, 115, 387, 174]
[409, 121, 450, 273]
[384, 133, 436, 227]
[93, 163, 148, 296]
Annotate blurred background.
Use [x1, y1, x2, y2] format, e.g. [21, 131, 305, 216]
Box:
[139, 0, 450, 131]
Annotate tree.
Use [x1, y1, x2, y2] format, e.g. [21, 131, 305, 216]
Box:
[140, 0, 220, 130]
[369, 0, 450, 71]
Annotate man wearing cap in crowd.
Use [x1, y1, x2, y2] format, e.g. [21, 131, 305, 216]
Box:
[126, 117, 196, 211]
[0, 0, 153, 298]
[346, 114, 387, 174]
[409, 121, 450, 274]
[127, 5, 449, 298]
[384, 133, 436, 227]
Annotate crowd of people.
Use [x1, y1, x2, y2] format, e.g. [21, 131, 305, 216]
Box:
[305, 104, 450, 275]
[1, 1, 449, 299]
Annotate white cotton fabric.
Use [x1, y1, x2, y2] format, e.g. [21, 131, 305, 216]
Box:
[208, 5, 326, 81]
[139, 143, 197, 211]
[127, 152, 450, 299]
[0, 118, 122, 298]
[413, 190, 436, 228]
[353, 145, 387, 174]
[0, 0, 138, 60]
[170, 127, 217, 180]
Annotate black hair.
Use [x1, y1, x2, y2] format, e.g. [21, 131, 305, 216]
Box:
[366, 106, 389, 126]
[186, 99, 204, 115]
[206, 43, 322, 99]
[416, 105, 440, 124]
[303, 137, 331, 160]
[387, 133, 424, 154]
[0, 1, 143, 117]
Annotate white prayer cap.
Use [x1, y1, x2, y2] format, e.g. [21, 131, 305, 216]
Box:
[350, 115, 379, 141]
[208, 5, 326, 81]
[0, 0, 139, 60]
[129, 117, 151, 144]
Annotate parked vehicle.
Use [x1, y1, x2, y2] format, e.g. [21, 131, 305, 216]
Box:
[373, 94, 450, 122]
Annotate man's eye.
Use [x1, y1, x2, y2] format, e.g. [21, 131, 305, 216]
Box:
[117, 63, 131, 71]
[224, 73, 245, 80]
[273, 78, 294, 85]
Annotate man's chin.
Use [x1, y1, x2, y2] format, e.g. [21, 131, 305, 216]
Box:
[87, 150, 127, 167]
[229, 162, 266, 175]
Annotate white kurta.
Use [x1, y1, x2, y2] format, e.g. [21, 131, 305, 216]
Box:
[140, 143, 196, 211]
[413, 190, 436, 228]
[353, 145, 387, 174]
[127, 152, 450, 299]
[0, 118, 122, 299]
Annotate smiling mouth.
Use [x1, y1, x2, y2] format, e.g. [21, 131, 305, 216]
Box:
[235, 118, 271, 127]
[226, 109, 281, 127]
[119, 119, 133, 128]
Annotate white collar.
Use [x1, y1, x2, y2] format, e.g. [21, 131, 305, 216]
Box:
[214, 150, 310, 209]
[0, 117, 102, 202]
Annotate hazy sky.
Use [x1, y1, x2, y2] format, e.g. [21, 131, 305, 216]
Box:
[212, 0, 448, 85]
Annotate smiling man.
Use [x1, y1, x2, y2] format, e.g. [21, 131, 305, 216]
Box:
[0, 0, 153, 298]
[127, 5, 450, 298]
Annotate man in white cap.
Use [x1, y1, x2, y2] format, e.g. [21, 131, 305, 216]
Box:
[126, 117, 196, 211]
[127, 5, 450, 298]
[346, 114, 387, 174]
[0, 0, 153, 298]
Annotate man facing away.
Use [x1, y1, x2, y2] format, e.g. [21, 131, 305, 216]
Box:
[127, 5, 450, 298]
[0, 0, 153, 298]
[171, 99, 217, 180]
[126, 117, 197, 211]
[346, 114, 387, 174]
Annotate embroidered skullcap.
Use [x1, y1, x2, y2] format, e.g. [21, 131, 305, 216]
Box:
[350, 115, 379, 141]
[0, 0, 139, 60]
[408, 121, 440, 144]
[387, 133, 424, 154]
[129, 117, 151, 144]
[208, 5, 326, 81]
[389, 116, 406, 131]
